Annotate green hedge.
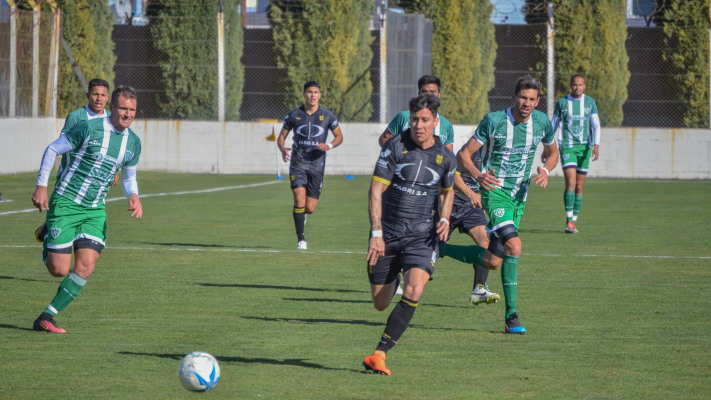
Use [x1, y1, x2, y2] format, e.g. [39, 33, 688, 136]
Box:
[150, 1, 243, 120]
[269, 0, 374, 121]
[659, 0, 710, 128]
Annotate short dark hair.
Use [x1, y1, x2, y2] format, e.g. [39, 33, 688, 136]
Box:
[409, 93, 440, 116]
[111, 85, 137, 106]
[303, 81, 320, 92]
[570, 74, 586, 85]
[514, 75, 542, 97]
[417, 75, 441, 92]
[88, 78, 109, 92]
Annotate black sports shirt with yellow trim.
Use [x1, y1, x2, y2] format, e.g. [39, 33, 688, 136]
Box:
[282, 105, 339, 170]
[372, 130, 457, 236]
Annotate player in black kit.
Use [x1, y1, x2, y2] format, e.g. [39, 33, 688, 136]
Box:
[277, 81, 343, 250]
[362, 94, 457, 376]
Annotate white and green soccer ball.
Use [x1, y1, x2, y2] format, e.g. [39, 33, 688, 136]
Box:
[178, 351, 220, 392]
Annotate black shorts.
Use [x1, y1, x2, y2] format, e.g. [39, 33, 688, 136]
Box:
[449, 203, 488, 235]
[367, 233, 438, 285]
[290, 167, 324, 199]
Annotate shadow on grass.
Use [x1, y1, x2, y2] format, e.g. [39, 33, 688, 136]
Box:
[0, 323, 34, 332]
[118, 351, 352, 372]
[282, 297, 468, 309]
[242, 316, 478, 332]
[0, 275, 57, 283]
[198, 283, 366, 293]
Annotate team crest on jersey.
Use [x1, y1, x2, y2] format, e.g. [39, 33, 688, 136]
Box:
[563, 154, 570, 161]
[435, 155, 443, 165]
[124, 150, 134, 162]
[50, 227, 61, 239]
[493, 208, 505, 218]
[319, 115, 324, 121]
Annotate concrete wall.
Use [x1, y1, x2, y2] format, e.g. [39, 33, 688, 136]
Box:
[2, 118, 710, 179]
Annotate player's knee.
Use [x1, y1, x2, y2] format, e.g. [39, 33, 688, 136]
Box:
[46, 262, 69, 277]
[483, 252, 502, 270]
[504, 237, 522, 257]
[372, 299, 390, 311]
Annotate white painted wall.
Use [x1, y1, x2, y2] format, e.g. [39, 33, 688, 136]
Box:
[2, 118, 710, 179]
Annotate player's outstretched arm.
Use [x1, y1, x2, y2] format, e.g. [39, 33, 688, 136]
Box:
[127, 193, 142, 219]
[378, 128, 393, 147]
[276, 128, 292, 162]
[533, 142, 559, 188]
[367, 180, 388, 266]
[32, 186, 49, 212]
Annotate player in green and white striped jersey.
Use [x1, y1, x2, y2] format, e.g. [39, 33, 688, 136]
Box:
[551, 74, 601, 233]
[30, 86, 143, 333]
[34, 79, 118, 242]
[446, 75, 559, 334]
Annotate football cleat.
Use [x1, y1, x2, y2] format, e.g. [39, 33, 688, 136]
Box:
[505, 313, 526, 335]
[296, 240, 308, 250]
[362, 352, 391, 376]
[469, 285, 500, 305]
[565, 221, 579, 234]
[34, 223, 48, 242]
[33, 314, 66, 333]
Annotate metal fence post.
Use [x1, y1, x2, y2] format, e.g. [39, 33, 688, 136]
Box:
[30, 0, 39, 118]
[217, 0, 225, 122]
[379, 1, 387, 124]
[546, 1, 555, 119]
[45, 1, 59, 118]
[8, 1, 16, 118]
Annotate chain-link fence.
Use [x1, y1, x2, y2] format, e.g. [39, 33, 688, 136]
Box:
[0, 3, 708, 127]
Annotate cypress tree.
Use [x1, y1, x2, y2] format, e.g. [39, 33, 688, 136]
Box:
[400, 0, 496, 124]
[658, 0, 710, 128]
[552, 0, 629, 126]
[57, 0, 115, 116]
[150, 0, 243, 120]
[269, 0, 374, 121]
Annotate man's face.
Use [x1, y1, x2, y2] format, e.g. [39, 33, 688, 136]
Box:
[570, 77, 586, 98]
[409, 107, 439, 146]
[109, 95, 136, 130]
[418, 83, 440, 98]
[303, 86, 321, 107]
[86, 86, 109, 114]
[512, 88, 540, 121]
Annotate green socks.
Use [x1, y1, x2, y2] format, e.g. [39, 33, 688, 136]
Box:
[501, 255, 520, 320]
[45, 271, 86, 316]
[573, 194, 583, 221]
[439, 242, 485, 266]
[564, 190, 575, 222]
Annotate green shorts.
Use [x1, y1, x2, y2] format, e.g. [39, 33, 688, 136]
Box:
[560, 145, 592, 174]
[42, 195, 107, 259]
[481, 188, 526, 232]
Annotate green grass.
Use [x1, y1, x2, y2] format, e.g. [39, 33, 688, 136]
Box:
[1, 172, 710, 399]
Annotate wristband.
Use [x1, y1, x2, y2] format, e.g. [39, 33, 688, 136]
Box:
[540, 166, 549, 176]
[327, 143, 333, 150]
[371, 230, 383, 238]
[439, 217, 450, 225]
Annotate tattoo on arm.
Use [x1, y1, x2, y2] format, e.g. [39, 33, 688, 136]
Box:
[370, 217, 381, 231]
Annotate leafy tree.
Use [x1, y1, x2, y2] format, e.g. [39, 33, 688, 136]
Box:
[657, 0, 710, 128]
[552, 0, 630, 126]
[150, 0, 243, 120]
[400, 0, 496, 124]
[269, 0, 374, 121]
[56, 0, 115, 116]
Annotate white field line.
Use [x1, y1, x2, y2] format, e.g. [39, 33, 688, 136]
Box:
[0, 244, 709, 260]
[0, 180, 283, 216]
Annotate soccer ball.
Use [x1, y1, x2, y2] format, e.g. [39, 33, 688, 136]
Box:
[178, 351, 220, 392]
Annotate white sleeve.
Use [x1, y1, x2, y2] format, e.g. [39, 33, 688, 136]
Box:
[122, 166, 139, 198]
[36, 133, 73, 187]
[590, 113, 601, 146]
[550, 116, 562, 148]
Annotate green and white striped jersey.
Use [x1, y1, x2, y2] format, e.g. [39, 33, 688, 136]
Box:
[55, 116, 141, 208]
[552, 94, 599, 148]
[59, 105, 110, 177]
[473, 108, 555, 201]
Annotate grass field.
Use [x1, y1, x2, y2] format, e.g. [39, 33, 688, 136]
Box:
[1, 172, 709, 399]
